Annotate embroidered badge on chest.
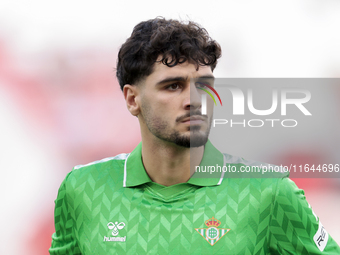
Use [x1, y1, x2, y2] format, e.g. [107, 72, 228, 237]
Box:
[195, 217, 230, 246]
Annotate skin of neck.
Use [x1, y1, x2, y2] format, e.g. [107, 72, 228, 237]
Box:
[140, 124, 204, 186]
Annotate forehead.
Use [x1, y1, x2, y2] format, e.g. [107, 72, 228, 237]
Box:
[144, 61, 214, 85]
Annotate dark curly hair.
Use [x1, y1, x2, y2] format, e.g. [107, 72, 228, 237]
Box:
[116, 17, 222, 90]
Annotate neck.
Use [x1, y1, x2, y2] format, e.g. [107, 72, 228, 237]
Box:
[141, 138, 204, 186]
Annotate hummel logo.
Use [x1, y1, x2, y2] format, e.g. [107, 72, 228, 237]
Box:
[103, 221, 126, 242]
[108, 221, 125, 236]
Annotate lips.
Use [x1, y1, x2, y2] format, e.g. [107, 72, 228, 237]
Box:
[181, 115, 205, 123]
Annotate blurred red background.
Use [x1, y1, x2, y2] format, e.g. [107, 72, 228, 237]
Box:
[1, 1, 340, 254]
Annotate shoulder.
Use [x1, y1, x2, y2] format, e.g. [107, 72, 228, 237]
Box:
[214, 153, 290, 206]
[73, 153, 129, 172]
[222, 152, 289, 179]
[73, 153, 129, 173]
[63, 153, 130, 190]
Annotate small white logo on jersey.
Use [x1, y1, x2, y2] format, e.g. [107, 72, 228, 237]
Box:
[313, 221, 329, 251]
[108, 222, 125, 236]
[103, 221, 126, 242]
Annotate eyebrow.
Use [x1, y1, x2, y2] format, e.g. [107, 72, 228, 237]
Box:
[155, 76, 188, 86]
[196, 75, 215, 80]
[155, 75, 215, 86]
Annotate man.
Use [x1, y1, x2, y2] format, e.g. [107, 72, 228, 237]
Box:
[50, 18, 340, 254]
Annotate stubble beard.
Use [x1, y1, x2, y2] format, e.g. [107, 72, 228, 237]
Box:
[141, 103, 212, 148]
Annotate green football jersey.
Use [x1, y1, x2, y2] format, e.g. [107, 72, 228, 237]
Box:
[50, 140, 340, 254]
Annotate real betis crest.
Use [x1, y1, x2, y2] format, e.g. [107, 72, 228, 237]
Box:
[195, 217, 230, 246]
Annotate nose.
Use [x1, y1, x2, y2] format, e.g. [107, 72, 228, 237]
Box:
[183, 81, 202, 111]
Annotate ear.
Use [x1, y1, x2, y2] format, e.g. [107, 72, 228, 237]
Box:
[123, 84, 140, 116]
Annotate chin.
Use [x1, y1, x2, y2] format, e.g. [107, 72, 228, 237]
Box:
[189, 137, 208, 148]
[169, 130, 208, 148]
[189, 131, 209, 148]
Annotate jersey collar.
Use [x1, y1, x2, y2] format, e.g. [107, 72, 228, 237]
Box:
[123, 142, 152, 187]
[187, 140, 225, 186]
[123, 140, 224, 188]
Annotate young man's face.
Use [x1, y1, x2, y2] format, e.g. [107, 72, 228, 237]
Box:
[137, 61, 215, 148]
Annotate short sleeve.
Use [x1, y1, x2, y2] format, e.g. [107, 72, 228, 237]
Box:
[269, 177, 340, 254]
[49, 172, 82, 255]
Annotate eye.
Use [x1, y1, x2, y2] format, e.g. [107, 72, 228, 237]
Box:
[166, 83, 181, 90]
[195, 82, 208, 89]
